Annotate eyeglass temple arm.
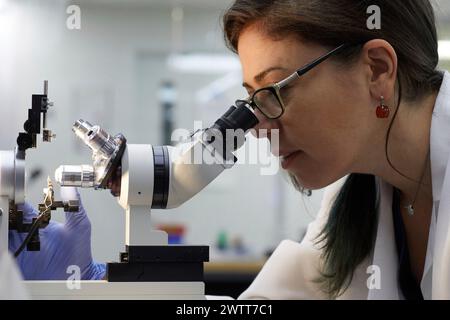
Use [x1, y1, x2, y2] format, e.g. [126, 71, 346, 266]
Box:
[277, 44, 349, 89]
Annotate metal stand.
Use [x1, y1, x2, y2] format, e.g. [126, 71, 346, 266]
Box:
[106, 144, 209, 293]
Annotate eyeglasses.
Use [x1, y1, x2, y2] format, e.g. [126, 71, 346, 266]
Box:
[239, 44, 351, 120]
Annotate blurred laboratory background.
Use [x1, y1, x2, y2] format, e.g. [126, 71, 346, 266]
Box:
[1, 0, 450, 297]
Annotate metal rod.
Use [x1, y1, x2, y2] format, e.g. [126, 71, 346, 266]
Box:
[44, 80, 48, 96]
[43, 80, 48, 129]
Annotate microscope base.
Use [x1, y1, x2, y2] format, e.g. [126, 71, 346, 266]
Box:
[107, 245, 209, 282]
[23, 280, 205, 300]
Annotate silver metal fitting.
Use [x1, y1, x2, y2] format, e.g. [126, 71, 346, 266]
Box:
[73, 120, 117, 159]
[55, 119, 126, 189]
[54, 165, 95, 188]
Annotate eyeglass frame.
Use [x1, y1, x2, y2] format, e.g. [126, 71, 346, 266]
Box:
[240, 43, 353, 120]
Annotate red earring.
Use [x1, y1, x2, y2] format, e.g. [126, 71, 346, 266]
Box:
[376, 96, 390, 118]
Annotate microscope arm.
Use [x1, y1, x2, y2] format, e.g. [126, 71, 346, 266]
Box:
[56, 101, 259, 211]
[164, 138, 230, 209]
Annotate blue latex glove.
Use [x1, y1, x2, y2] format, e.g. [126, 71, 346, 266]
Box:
[8, 187, 106, 280]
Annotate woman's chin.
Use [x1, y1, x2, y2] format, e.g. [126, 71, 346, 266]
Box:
[284, 154, 343, 190]
[288, 168, 335, 191]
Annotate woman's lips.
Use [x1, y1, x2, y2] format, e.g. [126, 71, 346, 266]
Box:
[281, 151, 302, 170]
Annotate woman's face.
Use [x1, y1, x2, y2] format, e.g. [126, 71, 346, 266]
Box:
[238, 25, 379, 189]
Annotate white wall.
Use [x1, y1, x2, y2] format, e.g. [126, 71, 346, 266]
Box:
[0, 0, 323, 263]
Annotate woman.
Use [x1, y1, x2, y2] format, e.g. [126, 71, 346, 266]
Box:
[224, 0, 448, 299]
[9, 0, 448, 300]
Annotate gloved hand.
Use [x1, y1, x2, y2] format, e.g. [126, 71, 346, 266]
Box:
[8, 187, 106, 280]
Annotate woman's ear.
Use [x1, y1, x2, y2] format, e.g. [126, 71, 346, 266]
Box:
[361, 39, 398, 103]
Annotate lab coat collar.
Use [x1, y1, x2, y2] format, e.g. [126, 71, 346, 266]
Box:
[430, 73, 450, 298]
[431, 71, 450, 202]
[428, 70, 450, 299]
[395, 70, 450, 299]
[431, 139, 450, 299]
[421, 70, 450, 299]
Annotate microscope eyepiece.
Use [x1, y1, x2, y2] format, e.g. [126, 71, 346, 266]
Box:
[206, 101, 259, 153]
[212, 101, 258, 135]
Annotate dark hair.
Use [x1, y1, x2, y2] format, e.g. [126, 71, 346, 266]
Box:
[224, 0, 443, 298]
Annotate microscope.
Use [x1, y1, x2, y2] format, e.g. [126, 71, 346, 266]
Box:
[24, 98, 259, 299]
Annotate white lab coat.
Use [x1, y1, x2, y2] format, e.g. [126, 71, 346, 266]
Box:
[239, 71, 450, 300]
